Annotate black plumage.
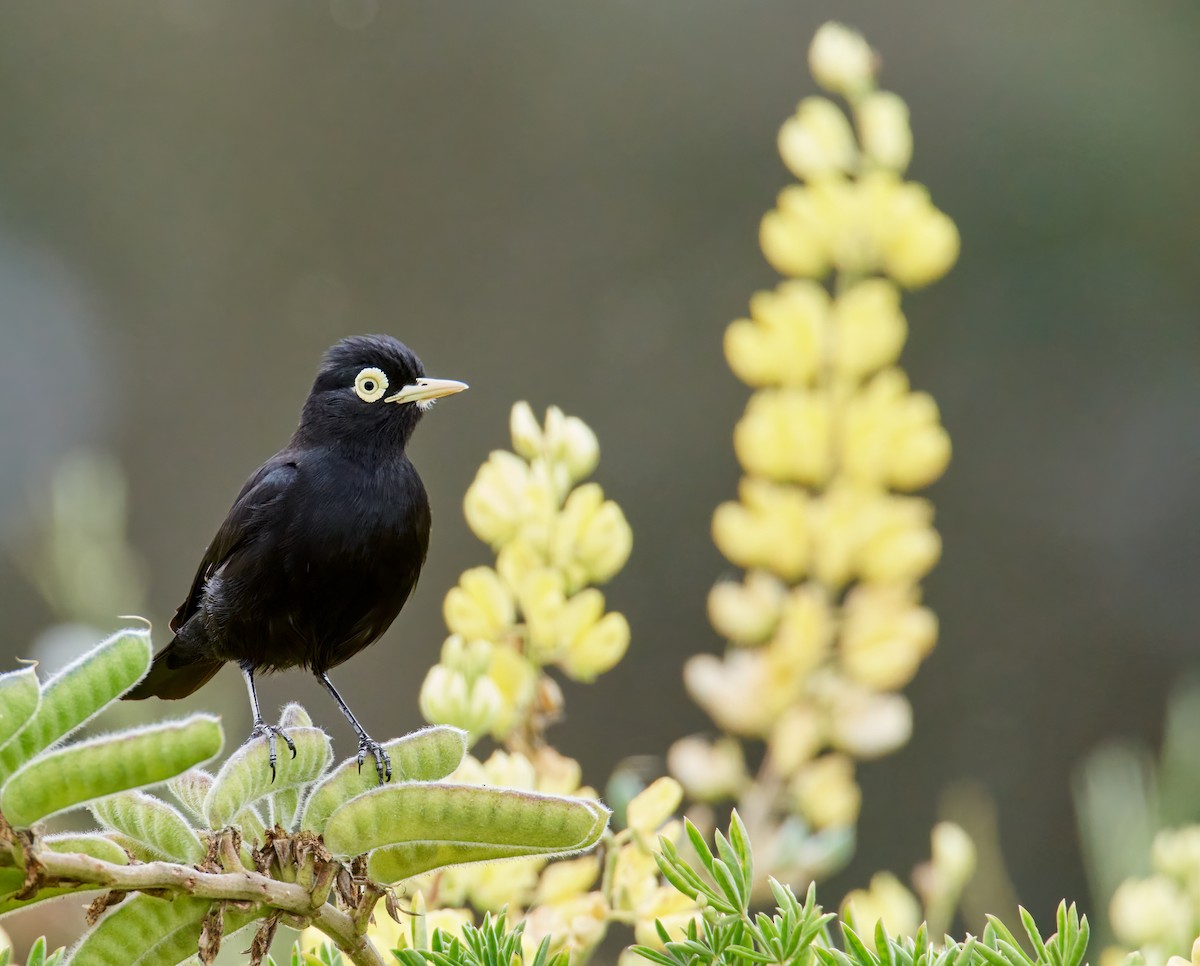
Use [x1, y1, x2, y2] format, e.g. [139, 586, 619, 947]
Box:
[125, 335, 467, 782]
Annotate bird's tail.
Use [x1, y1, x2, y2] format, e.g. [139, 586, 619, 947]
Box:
[123, 640, 222, 701]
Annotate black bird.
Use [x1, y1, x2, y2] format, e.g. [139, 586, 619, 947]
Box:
[125, 335, 467, 782]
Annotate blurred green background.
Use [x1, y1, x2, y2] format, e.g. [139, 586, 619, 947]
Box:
[0, 0, 1196, 951]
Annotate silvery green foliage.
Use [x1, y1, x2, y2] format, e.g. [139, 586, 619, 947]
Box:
[634, 813, 1090, 966]
[0, 630, 610, 965]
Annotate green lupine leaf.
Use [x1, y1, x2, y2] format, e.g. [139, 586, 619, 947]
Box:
[1, 715, 223, 826]
[91, 791, 205, 864]
[67, 893, 258, 965]
[298, 726, 467, 834]
[0, 668, 40, 754]
[322, 781, 608, 860]
[42, 833, 131, 866]
[167, 769, 214, 824]
[204, 726, 332, 828]
[0, 880, 102, 920]
[269, 705, 314, 828]
[0, 628, 152, 783]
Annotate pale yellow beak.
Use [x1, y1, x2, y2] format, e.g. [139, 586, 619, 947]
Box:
[384, 377, 469, 406]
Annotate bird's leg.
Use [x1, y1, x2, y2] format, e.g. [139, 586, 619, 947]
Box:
[317, 671, 392, 783]
[241, 664, 296, 783]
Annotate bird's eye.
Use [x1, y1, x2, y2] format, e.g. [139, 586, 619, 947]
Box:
[353, 367, 389, 403]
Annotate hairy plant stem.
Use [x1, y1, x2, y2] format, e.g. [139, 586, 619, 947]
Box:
[31, 850, 386, 966]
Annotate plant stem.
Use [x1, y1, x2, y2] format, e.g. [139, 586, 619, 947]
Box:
[34, 850, 386, 966]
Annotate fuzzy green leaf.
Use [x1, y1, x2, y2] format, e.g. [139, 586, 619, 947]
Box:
[297, 725, 467, 834]
[66, 893, 258, 965]
[322, 781, 608, 862]
[42, 833, 131, 866]
[0, 668, 40, 754]
[1, 715, 223, 826]
[167, 768, 214, 824]
[204, 726, 332, 828]
[91, 792, 205, 864]
[0, 628, 152, 784]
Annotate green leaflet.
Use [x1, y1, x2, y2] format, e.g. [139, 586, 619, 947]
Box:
[42, 834, 131, 866]
[166, 768, 214, 824]
[204, 726, 332, 828]
[298, 725, 467, 834]
[92, 792, 205, 865]
[367, 840, 567, 883]
[0, 667, 40, 754]
[0, 881, 100, 920]
[66, 894, 259, 965]
[0, 628, 152, 784]
[1, 715, 223, 827]
[269, 704, 314, 829]
[322, 782, 609, 860]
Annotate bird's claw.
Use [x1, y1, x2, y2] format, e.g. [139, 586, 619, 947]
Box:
[356, 736, 392, 784]
[249, 721, 297, 783]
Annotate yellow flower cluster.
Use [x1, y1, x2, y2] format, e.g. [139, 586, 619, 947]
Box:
[1103, 827, 1200, 966]
[674, 21, 955, 873]
[420, 403, 633, 742]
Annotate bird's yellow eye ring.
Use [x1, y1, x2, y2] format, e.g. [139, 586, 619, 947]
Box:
[353, 367, 389, 403]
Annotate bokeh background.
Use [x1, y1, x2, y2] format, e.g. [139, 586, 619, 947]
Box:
[0, 0, 1197, 952]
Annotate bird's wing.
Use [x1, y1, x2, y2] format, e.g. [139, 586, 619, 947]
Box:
[170, 457, 300, 633]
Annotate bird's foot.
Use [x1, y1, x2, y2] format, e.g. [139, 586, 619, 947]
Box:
[357, 735, 392, 784]
[250, 721, 297, 783]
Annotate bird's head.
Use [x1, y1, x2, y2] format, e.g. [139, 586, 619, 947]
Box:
[298, 335, 467, 449]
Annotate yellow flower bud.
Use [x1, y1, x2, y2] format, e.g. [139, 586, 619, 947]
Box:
[779, 97, 857, 181]
[769, 706, 822, 776]
[531, 746, 584, 795]
[627, 777, 683, 837]
[562, 610, 630, 681]
[725, 281, 828, 388]
[611, 842, 660, 912]
[443, 567, 516, 642]
[574, 490, 634, 588]
[883, 204, 960, 288]
[475, 749, 538, 788]
[760, 186, 833, 279]
[841, 583, 937, 690]
[841, 369, 950, 490]
[790, 753, 861, 829]
[684, 650, 791, 737]
[809, 22, 876, 97]
[523, 891, 609, 959]
[535, 855, 601, 904]
[734, 389, 833, 485]
[634, 887, 702, 949]
[551, 483, 633, 590]
[496, 539, 544, 596]
[827, 685, 912, 758]
[832, 279, 907, 379]
[708, 570, 786, 645]
[930, 821, 976, 887]
[771, 583, 834, 676]
[510, 401, 544, 459]
[859, 496, 941, 584]
[464, 449, 564, 550]
[419, 664, 501, 737]
[1110, 876, 1193, 949]
[556, 413, 601, 483]
[1152, 826, 1200, 878]
[517, 568, 569, 658]
[712, 479, 810, 581]
[668, 736, 749, 802]
[484, 644, 538, 739]
[841, 872, 920, 937]
[857, 91, 912, 172]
